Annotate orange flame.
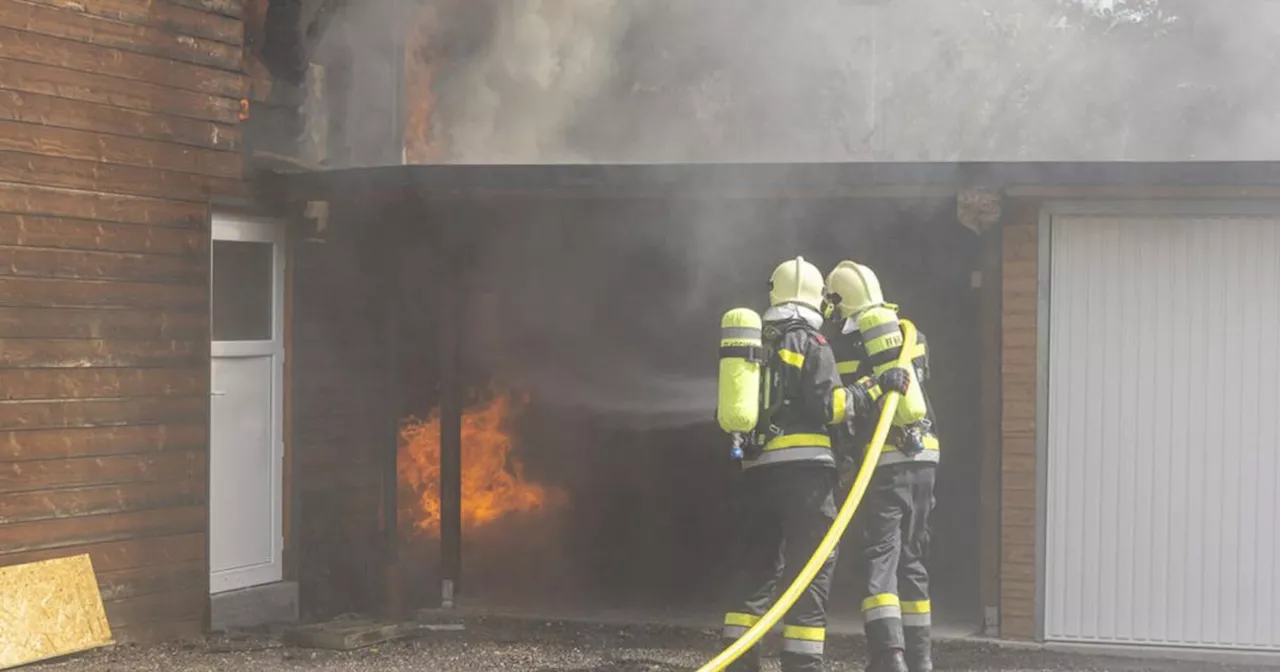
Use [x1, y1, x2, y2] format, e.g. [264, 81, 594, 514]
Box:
[397, 390, 561, 536]
[402, 0, 443, 162]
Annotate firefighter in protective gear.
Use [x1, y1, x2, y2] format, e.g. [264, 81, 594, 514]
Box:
[824, 261, 939, 672]
[720, 257, 911, 672]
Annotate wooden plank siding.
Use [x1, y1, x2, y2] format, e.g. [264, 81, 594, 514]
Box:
[0, 0, 247, 643]
[998, 200, 1040, 640]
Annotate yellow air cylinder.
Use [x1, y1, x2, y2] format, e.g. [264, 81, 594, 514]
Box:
[716, 308, 764, 434]
[856, 305, 927, 426]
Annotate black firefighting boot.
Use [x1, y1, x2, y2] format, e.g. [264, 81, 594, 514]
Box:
[904, 627, 932, 672]
[866, 649, 909, 672]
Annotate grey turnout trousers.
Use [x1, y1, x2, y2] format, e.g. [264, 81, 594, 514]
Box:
[861, 463, 936, 659]
[722, 463, 838, 672]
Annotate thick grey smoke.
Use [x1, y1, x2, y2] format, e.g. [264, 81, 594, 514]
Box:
[410, 0, 1280, 163]
[431, 1, 631, 162]
[313, 0, 1280, 423]
[461, 196, 909, 428]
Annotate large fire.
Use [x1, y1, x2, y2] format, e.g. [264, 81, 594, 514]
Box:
[398, 390, 562, 536]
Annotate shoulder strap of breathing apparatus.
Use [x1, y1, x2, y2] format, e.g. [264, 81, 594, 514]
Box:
[754, 319, 820, 448]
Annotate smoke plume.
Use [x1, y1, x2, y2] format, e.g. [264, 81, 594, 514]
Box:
[401, 0, 1280, 163]
[430, 1, 631, 163]
[313, 0, 1280, 423]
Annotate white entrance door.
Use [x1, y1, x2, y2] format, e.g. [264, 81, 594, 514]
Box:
[209, 214, 285, 594]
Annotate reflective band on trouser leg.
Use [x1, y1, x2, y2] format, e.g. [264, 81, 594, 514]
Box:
[862, 593, 902, 623]
[902, 600, 931, 627]
[722, 611, 760, 639]
[782, 625, 825, 656]
[863, 593, 904, 655]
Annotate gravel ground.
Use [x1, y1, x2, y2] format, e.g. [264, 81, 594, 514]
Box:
[30, 618, 1280, 672]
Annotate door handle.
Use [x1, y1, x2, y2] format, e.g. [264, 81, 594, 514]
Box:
[211, 390, 227, 397]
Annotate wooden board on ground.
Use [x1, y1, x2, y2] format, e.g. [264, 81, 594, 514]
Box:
[0, 554, 113, 669]
[282, 619, 408, 651]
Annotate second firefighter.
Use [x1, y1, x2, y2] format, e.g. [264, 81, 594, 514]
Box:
[825, 261, 940, 672]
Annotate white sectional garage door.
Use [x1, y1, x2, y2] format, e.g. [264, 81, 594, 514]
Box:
[1044, 212, 1280, 651]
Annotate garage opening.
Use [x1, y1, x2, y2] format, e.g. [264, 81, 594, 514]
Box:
[283, 168, 988, 636]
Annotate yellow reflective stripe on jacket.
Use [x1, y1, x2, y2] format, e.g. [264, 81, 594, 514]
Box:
[765, 433, 832, 450]
[745, 435, 834, 470]
[828, 387, 848, 425]
[777, 348, 805, 368]
[782, 625, 825, 642]
[743, 447, 835, 469]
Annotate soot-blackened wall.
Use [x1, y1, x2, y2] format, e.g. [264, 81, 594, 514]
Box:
[292, 200, 399, 620]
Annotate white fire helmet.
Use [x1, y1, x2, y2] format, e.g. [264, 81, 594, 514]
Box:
[768, 256, 825, 311]
[824, 260, 885, 320]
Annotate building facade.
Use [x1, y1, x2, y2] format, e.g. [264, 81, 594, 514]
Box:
[3, 1, 1280, 658]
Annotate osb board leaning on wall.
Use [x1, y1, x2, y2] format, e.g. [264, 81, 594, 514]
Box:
[0, 554, 113, 669]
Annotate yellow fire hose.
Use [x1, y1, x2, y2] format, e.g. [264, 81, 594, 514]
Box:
[697, 319, 919, 672]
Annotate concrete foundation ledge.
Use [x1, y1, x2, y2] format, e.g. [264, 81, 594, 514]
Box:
[1043, 640, 1280, 668]
[210, 581, 300, 632]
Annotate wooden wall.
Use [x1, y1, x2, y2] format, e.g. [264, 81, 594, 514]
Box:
[0, 0, 247, 643]
[998, 199, 1040, 639]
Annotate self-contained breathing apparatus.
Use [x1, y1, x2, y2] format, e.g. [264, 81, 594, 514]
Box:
[825, 261, 932, 460]
[717, 306, 824, 461]
[717, 307, 764, 459]
[855, 303, 930, 457]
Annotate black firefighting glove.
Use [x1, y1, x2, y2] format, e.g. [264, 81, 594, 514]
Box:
[878, 367, 911, 396]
